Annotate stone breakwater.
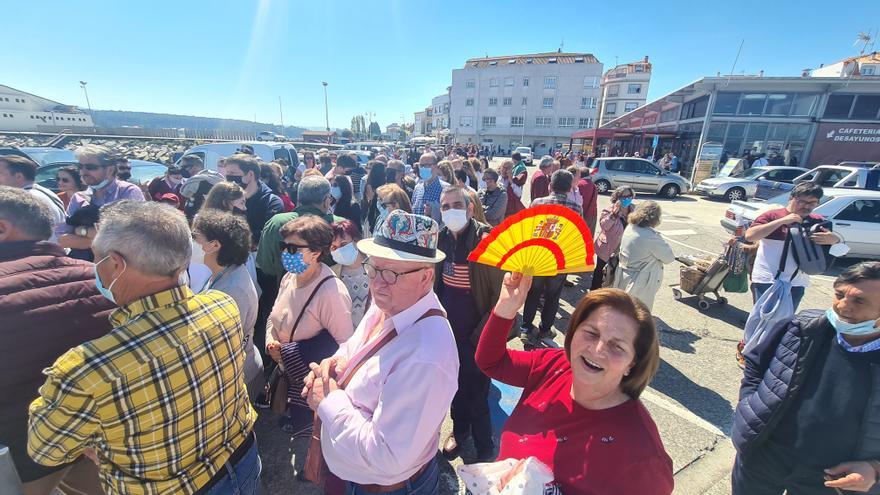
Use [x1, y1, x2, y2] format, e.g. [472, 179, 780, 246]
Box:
[0, 134, 203, 164]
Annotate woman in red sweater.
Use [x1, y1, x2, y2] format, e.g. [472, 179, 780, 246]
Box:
[476, 272, 673, 494]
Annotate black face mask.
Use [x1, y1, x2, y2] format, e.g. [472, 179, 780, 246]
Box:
[180, 169, 192, 179]
[227, 175, 245, 187]
[117, 171, 132, 181]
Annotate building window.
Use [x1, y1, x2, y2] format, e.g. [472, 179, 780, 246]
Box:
[635, 65, 645, 73]
[580, 97, 596, 109]
[503, 97, 512, 106]
[583, 76, 599, 88]
[482, 116, 496, 128]
[489, 97, 498, 106]
[852, 94, 880, 119]
[542, 97, 554, 109]
[558, 117, 576, 127]
[466, 79, 475, 89]
[466, 98, 474, 107]
[535, 117, 552, 127]
[459, 116, 473, 127]
[521, 97, 528, 107]
[510, 116, 524, 127]
[604, 103, 617, 115]
[578, 117, 595, 128]
[504, 77, 514, 87]
[607, 85, 619, 97]
[523, 77, 529, 87]
[624, 102, 639, 112]
[543, 76, 557, 89]
[713, 92, 740, 115]
[490, 78, 499, 87]
[824, 94, 855, 119]
[863, 66, 876, 75]
[791, 94, 818, 116]
[738, 94, 767, 115]
[627, 84, 642, 94]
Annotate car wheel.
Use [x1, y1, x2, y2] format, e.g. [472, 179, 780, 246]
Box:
[595, 179, 611, 194]
[725, 187, 745, 202]
[661, 183, 680, 198]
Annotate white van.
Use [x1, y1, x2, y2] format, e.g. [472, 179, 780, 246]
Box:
[176, 141, 299, 173]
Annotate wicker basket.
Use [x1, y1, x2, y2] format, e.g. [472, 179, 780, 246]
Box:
[680, 266, 705, 293]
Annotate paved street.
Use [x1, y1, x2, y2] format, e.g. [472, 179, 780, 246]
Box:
[254, 160, 851, 494]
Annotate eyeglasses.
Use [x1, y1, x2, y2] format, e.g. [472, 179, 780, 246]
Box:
[279, 241, 309, 254]
[793, 197, 819, 208]
[362, 260, 426, 284]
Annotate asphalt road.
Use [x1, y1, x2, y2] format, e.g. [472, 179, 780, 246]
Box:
[253, 160, 852, 494]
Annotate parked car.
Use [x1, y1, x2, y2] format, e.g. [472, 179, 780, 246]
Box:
[0, 146, 77, 166]
[754, 163, 880, 200]
[695, 166, 808, 202]
[257, 131, 285, 142]
[176, 141, 299, 173]
[589, 157, 691, 199]
[513, 146, 533, 166]
[35, 160, 167, 192]
[720, 187, 880, 259]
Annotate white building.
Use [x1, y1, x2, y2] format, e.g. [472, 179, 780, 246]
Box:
[0, 84, 93, 132]
[811, 51, 880, 78]
[449, 52, 603, 156]
[598, 56, 652, 126]
[413, 111, 426, 136]
[431, 92, 450, 140]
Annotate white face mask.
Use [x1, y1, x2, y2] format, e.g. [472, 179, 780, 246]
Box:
[191, 239, 206, 265]
[441, 208, 468, 232]
[331, 242, 359, 266]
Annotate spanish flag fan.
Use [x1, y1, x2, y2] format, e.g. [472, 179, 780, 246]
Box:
[468, 204, 595, 276]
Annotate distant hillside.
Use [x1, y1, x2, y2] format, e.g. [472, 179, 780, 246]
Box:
[91, 110, 307, 137]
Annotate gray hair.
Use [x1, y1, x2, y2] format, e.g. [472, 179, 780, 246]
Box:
[297, 175, 331, 206]
[93, 201, 191, 277]
[0, 186, 53, 240]
[539, 155, 555, 169]
[441, 185, 471, 207]
[420, 152, 438, 165]
[75, 144, 117, 167]
[550, 169, 574, 194]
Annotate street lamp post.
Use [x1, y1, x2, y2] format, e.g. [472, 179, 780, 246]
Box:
[79, 81, 93, 131]
[322, 82, 330, 144]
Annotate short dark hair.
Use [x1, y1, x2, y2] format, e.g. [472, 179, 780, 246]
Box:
[167, 165, 183, 176]
[192, 209, 252, 267]
[337, 153, 357, 170]
[564, 288, 659, 399]
[834, 261, 880, 288]
[58, 166, 86, 190]
[332, 219, 363, 242]
[550, 169, 573, 193]
[225, 153, 261, 178]
[180, 155, 204, 169]
[512, 152, 522, 161]
[790, 181, 823, 200]
[279, 215, 334, 256]
[483, 168, 499, 181]
[0, 155, 38, 181]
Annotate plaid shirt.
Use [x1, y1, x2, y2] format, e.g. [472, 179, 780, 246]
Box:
[530, 193, 582, 213]
[28, 286, 257, 495]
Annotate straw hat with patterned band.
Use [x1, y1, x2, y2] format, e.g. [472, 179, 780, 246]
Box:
[357, 210, 446, 263]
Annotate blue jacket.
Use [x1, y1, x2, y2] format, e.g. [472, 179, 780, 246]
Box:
[733, 309, 880, 490]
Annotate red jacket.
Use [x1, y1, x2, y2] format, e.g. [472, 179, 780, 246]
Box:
[0, 241, 114, 482]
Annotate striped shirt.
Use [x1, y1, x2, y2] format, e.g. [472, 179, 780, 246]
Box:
[837, 333, 880, 353]
[28, 286, 257, 495]
[442, 261, 471, 290]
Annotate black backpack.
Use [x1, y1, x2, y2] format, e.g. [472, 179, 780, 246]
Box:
[784, 219, 832, 276]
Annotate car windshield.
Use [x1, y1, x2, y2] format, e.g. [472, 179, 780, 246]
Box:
[21, 148, 76, 166]
[731, 168, 766, 180]
[515, 147, 530, 153]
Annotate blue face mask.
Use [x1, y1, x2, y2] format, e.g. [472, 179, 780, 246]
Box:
[281, 251, 310, 274]
[92, 178, 112, 190]
[330, 186, 342, 200]
[419, 167, 433, 181]
[826, 308, 880, 336]
[377, 201, 389, 218]
[620, 198, 633, 208]
[95, 255, 126, 304]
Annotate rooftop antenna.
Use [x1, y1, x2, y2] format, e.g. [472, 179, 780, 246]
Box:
[855, 31, 874, 56]
[559, 37, 564, 52]
[725, 39, 745, 87]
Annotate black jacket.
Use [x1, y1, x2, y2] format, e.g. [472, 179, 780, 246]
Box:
[245, 180, 284, 246]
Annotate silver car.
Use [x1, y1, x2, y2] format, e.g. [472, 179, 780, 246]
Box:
[695, 166, 807, 202]
[590, 157, 691, 199]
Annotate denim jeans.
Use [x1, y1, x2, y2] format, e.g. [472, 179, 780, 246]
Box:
[751, 283, 806, 312]
[347, 457, 439, 495]
[204, 440, 262, 495]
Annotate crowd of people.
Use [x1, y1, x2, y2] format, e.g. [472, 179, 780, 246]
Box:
[0, 141, 878, 495]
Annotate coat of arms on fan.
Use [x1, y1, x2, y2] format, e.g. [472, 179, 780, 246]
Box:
[468, 205, 596, 277]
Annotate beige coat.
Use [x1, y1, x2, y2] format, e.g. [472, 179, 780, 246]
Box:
[612, 225, 675, 311]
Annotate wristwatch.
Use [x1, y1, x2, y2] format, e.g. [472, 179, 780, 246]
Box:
[76, 226, 89, 237]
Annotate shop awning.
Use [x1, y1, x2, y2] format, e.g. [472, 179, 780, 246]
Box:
[570, 128, 621, 140]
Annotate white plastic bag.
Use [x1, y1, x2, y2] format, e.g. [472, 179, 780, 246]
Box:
[456, 457, 558, 495]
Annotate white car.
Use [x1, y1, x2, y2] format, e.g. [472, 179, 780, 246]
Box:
[695, 166, 807, 202]
[257, 131, 284, 142]
[514, 146, 533, 166]
[720, 187, 880, 259]
[177, 141, 299, 172]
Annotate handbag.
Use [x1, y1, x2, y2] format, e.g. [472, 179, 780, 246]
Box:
[601, 253, 619, 288]
[264, 275, 336, 415]
[304, 308, 447, 487]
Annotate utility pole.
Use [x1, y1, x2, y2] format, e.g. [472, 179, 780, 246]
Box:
[278, 96, 284, 137]
[322, 82, 330, 143]
[78, 81, 92, 113]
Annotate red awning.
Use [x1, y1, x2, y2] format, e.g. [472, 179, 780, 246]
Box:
[570, 128, 621, 140]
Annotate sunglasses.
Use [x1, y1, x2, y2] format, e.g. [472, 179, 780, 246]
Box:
[279, 242, 309, 254]
[80, 164, 106, 171]
[56, 176, 72, 183]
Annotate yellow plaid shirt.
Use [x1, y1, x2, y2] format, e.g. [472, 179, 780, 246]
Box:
[28, 285, 258, 495]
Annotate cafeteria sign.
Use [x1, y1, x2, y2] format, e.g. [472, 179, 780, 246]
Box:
[808, 123, 880, 165]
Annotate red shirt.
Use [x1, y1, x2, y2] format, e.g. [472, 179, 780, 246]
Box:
[530, 170, 550, 200]
[476, 312, 674, 495]
[577, 179, 598, 223]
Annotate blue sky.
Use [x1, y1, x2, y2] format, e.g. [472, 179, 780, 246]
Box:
[4, 0, 879, 130]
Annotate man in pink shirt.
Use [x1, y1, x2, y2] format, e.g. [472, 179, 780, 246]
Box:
[304, 211, 458, 494]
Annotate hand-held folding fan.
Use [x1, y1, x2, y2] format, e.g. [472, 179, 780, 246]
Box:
[468, 204, 595, 276]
